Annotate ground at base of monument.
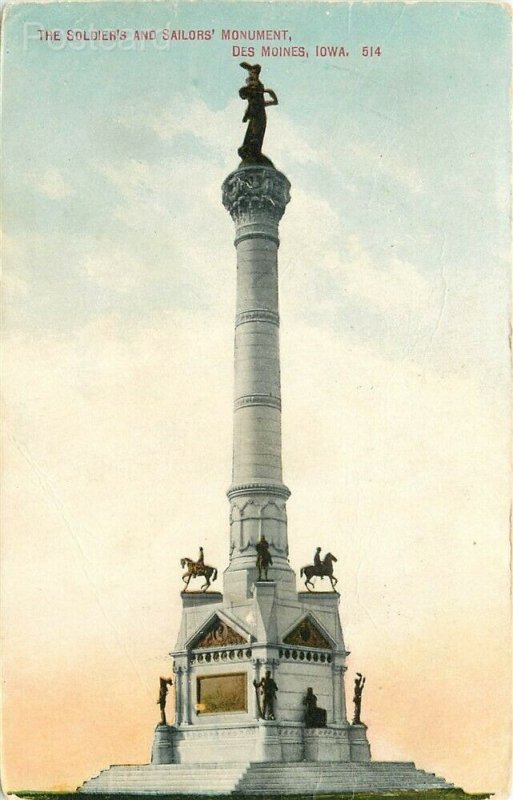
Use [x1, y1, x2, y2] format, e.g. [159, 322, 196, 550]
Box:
[12, 789, 491, 800]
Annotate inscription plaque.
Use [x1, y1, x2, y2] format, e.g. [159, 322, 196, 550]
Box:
[196, 672, 247, 714]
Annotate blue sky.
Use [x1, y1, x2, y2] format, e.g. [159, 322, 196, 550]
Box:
[3, 2, 510, 376]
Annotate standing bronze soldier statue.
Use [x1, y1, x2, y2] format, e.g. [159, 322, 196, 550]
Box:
[352, 672, 366, 724]
[157, 677, 173, 726]
[253, 670, 278, 720]
[255, 534, 273, 581]
[237, 62, 278, 164]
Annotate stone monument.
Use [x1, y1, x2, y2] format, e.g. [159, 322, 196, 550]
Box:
[80, 65, 454, 794]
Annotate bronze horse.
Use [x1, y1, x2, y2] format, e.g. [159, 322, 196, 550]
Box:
[300, 553, 338, 592]
[180, 557, 218, 592]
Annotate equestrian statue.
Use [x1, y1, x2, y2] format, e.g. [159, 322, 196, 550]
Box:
[180, 547, 218, 592]
[300, 547, 338, 592]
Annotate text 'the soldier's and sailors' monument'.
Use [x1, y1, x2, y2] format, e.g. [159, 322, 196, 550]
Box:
[80, 65, 453, 794]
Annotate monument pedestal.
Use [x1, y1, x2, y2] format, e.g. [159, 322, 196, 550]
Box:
[151, 725, 175, 765]
[147, 577, 354, 768]
[349, 723, 372, 762]
[151, 720, 356, 766]
[304, 726, 352, 762]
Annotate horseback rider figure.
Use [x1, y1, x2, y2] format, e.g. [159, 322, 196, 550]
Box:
[300, 547, 338, 592]
[180, 547, 218, 592]
[255, 534, 273, 581]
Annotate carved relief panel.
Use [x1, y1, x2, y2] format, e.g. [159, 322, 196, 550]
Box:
[283, 618, 331, 649]
[192, 616, 247, 649]
[229, 497, 288, 556]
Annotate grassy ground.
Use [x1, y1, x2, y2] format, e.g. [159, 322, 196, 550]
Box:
[11, 790, 492, 800]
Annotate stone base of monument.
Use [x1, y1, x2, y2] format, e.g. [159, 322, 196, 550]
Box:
[151, 721, 358, 765]
[80, 720, 453, 795]
[79, 759, 454, 794]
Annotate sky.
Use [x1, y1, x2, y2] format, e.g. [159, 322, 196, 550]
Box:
[1, 1, 511, 796]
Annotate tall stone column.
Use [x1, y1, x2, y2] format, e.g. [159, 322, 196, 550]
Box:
[222, 165, 296, 600]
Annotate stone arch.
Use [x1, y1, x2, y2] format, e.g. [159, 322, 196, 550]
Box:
[229, 502, 243, 552]
[260, 501, 287, 554]
[230, 502, 242, 523]
[239, 501, 261, 551]
[240, 500, 261, 518]
[261, 500, 286, 521]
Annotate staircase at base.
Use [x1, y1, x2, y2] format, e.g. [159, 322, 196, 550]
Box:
[236, 761, 454, 793]
[79, 760, 454, 795]
[79, 763, 249, 794]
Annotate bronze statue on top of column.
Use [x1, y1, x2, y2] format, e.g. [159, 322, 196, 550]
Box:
[237, 63, 278, 166]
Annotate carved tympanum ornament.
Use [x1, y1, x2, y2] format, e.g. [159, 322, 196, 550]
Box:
[283, 619, 331, 649]
[193, 617, 247, 649]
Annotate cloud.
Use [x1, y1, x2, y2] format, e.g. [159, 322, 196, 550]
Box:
[33, 167, 75, 200]
[99, 146, 431, 323]
[148, 95, 240, 160]
[2, 234, 30, 303]
[266, 113, 321, 166]
[342, 236, 432, 312]
[82, 247, 148, 294]
[95, 154, 235, 306]
[146, 94, 318, 168]
[348, 141, 424, 195]
[280, 184, 435, 322]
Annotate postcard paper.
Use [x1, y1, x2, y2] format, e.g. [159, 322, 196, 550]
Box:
[1, 2, 511, 798]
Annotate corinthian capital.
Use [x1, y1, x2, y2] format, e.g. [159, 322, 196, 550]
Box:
[222, 166, 291, 224]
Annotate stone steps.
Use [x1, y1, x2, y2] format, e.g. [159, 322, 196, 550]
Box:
[79, 760, 454, 794]
[236, 762, 453, 793]
[79, 764, 249, 794]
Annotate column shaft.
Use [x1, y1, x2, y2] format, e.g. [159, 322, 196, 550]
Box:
[222, 166, 294, 598]
[233, 237, 283, 486]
